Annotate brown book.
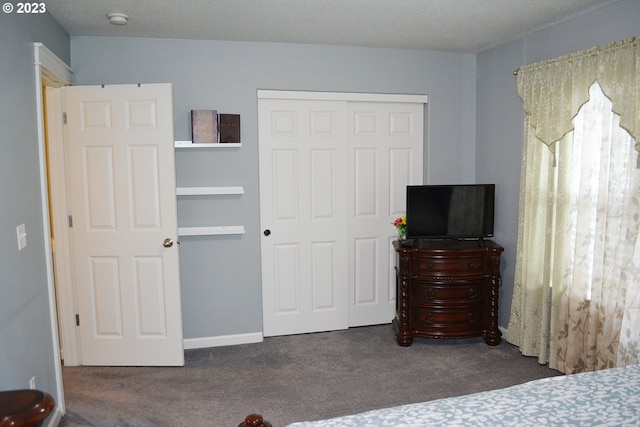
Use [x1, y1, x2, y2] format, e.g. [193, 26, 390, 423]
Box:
[191, 110, 218, 144]
[219, 114, 241, 144]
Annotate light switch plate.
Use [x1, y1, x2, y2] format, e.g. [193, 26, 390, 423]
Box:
[17, 224, 27, 251]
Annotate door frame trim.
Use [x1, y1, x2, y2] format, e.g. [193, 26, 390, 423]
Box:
[45, 85, 80, 368]
[257, 90, 428, 104]
[34, 42, 72, 417]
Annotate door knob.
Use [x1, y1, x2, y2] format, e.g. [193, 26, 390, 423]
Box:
[263, 229, 271, 236]
[163, 238, 174, 248]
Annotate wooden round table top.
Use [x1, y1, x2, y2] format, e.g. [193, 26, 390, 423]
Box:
[0, 389, 54, 427]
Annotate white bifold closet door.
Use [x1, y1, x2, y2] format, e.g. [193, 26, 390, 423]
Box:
[258, 91, 425, 337]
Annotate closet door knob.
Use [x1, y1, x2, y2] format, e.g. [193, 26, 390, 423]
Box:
[263, 229, 271, 236]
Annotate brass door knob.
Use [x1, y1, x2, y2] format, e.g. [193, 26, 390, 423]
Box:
[163, 238, 174, 248]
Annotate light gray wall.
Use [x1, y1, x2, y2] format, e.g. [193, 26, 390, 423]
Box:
[70, 38, 477, 339]
[476, 0, 640, 330]
[0, 11, 69, 406]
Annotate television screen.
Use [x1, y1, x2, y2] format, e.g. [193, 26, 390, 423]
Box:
[405, 184, 495, 240]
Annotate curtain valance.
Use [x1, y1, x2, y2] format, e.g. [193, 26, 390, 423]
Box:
[516, 36, 640, 151]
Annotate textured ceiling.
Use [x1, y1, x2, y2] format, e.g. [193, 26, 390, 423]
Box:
[46, 0, 621, 53]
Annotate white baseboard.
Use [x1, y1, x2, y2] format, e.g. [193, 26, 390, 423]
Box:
[499, 325, 508, 336]
[183, 332, 264, 350]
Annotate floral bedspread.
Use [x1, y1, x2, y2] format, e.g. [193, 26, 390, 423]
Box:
[286, 364, 640, 426]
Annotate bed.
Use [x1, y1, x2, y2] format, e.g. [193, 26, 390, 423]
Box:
[243, 364, 640, 426]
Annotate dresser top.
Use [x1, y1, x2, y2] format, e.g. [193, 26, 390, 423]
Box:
[394, 239, 503, 252]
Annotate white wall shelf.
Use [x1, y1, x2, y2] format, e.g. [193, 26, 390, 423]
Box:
[177, 186, 244, 196]
[175, 140, 241, 148]
[175, 138, 243, 236]
[178, 226, 245, 236]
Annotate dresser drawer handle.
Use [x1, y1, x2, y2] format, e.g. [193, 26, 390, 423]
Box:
[468, 288, 477, 298]
[427, 290, 436, 299]
[468, 263, 476, 269]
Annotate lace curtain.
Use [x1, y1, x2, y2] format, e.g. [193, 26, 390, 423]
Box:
[515, 36, 640, 151]
[506, 36, 640, 374]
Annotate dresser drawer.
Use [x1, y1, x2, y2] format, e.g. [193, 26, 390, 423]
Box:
[412, 282, 483, 305]
[414, 256, 484, 276]
[411, 307, 484, 334]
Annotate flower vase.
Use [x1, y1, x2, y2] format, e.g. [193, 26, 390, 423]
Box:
[393, 216, 407, 241]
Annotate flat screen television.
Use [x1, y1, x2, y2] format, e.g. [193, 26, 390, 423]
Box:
[405, 184, 495, 240]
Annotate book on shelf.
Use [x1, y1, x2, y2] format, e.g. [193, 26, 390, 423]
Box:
[219, 114, 240, 144]
[191, 110, 218, 144]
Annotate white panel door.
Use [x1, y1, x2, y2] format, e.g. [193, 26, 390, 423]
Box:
[259, 99, 349, 336]
[348, 102, 423, 326]
[64, 84, 184, 366]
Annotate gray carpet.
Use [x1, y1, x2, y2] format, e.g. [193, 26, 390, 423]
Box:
[59, 325, 561, 426]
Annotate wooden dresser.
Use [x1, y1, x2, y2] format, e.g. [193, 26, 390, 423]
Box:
[392, 239, 504, 346]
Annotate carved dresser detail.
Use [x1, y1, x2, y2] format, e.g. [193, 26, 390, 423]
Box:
[392, 239, 504, 346]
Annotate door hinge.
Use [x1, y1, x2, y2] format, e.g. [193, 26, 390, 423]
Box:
[68, 215, 73, 228]
[62, 112, 67, 125]
[75, 314, 80, 326]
